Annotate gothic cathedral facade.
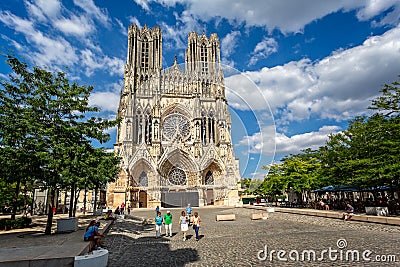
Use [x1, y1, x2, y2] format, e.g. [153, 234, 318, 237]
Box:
[106, 24, 241, 208]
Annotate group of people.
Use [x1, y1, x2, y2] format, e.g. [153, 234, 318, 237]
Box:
[154, 203, 202, 241]
[83, 219, 105, 251]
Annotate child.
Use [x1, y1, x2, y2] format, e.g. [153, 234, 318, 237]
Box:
[155, 211, 163, 238]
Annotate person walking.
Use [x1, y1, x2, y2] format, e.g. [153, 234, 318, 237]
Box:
[186, 203, 192, 216]
[186, 203, 192, 224]
[155, 211, 163, 238]
[164, 210, 173, 237]
[179, 210, 189, 241]
[191, 211, 201, 241]
[155, 205, 160, 216]
[120, 202, 125, 214]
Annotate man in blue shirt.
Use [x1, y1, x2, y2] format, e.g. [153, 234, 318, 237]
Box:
[186, 203, 192, 225]
[185, 203, 192, 216]
[83, 221, 104, 250]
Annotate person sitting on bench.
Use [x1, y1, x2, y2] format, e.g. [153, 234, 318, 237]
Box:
[84, 221, 105, 251]
[342, 203, 354, 221]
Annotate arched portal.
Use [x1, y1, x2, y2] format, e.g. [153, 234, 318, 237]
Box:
[202, 161, 223, 205]
[127, 159, 155, 208]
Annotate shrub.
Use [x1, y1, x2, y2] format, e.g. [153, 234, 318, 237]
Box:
[0, 217, 32, 230]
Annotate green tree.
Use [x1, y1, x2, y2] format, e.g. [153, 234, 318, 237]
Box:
[260, 150, 322, 200]
[0, 55, 119, 234]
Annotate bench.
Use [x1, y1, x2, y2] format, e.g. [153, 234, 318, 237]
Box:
[250, 213, 269, 220]
[216, 214, 236, 221]
[75, 249, 108, 267]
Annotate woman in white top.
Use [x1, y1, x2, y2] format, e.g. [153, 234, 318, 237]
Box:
[179, 210, 189, 241]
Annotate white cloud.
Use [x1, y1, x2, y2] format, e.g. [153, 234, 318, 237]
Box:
[30, 0, 61, 19]
[25, 0, 47, 22]
[128, 16, 142, 28]
[134, 0, 151, 11]
[116, 18, 128, 36]
[160, 21, 187, 52]
[355, 0, 399, 22]
[53, 15, 94, 36]
[226, 26, 400, 124]
[0, 10, 78, 67]
[80, 49, 124, 77]
[248, 37, 278, 66]
[138, 0, 400, 33]
[221, 31, 241, 58]
[89, 91, 120, 112]
[238, 125, 341, 157]
[72, 0, 110, 27]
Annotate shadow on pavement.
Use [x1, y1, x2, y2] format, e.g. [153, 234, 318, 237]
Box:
[106, 217, 199, 266]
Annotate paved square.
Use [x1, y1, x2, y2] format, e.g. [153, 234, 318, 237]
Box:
[105, 207, 400, 266]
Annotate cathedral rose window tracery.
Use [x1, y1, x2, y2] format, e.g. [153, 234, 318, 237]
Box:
[162, 113, 191, 141]
[168, 167, 187, 185]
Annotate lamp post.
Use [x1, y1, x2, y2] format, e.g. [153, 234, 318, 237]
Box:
[126, 167, 130, 208]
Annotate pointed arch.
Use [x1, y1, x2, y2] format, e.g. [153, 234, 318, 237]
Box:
[129, 158, 156, 187]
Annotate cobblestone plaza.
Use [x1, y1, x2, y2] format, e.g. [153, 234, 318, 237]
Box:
[105, 207, 400, 266]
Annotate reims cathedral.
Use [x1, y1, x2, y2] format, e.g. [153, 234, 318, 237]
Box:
[106, 24, 241, 208]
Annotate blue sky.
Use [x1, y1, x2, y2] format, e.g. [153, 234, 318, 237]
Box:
[1, 0, 400, 179]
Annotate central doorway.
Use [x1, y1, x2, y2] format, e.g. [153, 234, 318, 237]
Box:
[161, 191, 199, 208]
[139, 191, 147, 208]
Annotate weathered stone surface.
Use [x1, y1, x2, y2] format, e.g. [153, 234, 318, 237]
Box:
[250, 213, 263, 220]
[216, 214, 236, 221]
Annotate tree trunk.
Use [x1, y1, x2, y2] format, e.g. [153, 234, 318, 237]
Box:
[11, 179, 21, 220]
[94, 185, 98, 213]
[69, 184, 75, 217]
[83, 187, 87, 215]
[45, 187, 55, 235]
[73, 189, 80, 217]
[63, 190, 67, 214]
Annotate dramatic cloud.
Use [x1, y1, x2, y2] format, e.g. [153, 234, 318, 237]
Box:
[238, 125, 341, 157]
[53, 14, 94, 36]
[135, 0, 400, 33]
[0, 10, 78, 67]
[248, 37, 278, 66]
[29, 0, 61, 19]
[221, 31, 241, 58]
[227, 26, 400, 124]
[80, 49, 124, 77]
[73, 0, 111, 27]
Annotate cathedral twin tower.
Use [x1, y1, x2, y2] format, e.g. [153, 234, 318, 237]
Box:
[107, 24, 241, 208]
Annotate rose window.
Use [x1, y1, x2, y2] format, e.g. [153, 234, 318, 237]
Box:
[168, 167, 187, 185]
[162, 113, 190, 141]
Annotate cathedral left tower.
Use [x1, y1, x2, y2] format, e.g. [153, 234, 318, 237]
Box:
[108, 24, 162, 209]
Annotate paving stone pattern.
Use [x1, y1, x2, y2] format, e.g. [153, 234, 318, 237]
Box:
[105, 207, 400, 267]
